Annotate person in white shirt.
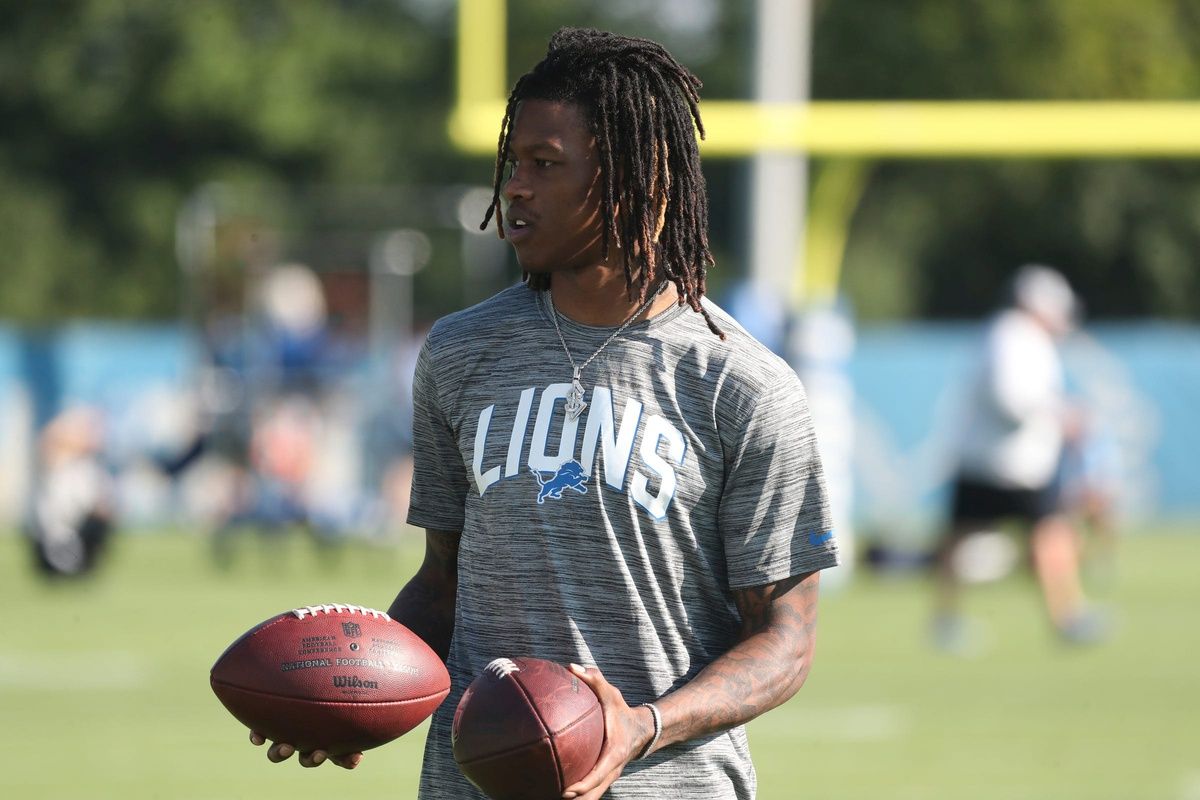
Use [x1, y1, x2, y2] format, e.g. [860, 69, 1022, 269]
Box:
[934, 265, 1105, 649]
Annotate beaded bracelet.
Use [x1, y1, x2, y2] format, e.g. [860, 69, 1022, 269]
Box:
[637, 702, 662, 760]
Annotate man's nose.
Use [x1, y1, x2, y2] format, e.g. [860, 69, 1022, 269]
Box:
[502, 168, 531, 202]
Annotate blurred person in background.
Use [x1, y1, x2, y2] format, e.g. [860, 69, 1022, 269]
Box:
[208, 264, 346, 565]
[210, 394, 324, 565]
[256, 263, 333, 397]
[933, 264, 1107, 651]
[1057, 412, 1122, 589]
[27, 405, 115, 578]
[251, 27, 839, 800]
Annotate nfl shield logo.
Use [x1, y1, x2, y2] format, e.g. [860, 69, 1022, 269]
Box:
[341, 621, 362, 638]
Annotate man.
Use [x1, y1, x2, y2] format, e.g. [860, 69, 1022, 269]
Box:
[28, 406, 113, 578]
[933, 264, 1105, 650]
[255, 28, 839, 799]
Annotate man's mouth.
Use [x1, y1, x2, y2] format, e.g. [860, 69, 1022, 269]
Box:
[506, 216, 533, 239]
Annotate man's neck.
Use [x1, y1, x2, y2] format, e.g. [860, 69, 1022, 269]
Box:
[548, 266, 680, 326]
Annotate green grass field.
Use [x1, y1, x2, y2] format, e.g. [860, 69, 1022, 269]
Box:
[2, 527, 1197, 799]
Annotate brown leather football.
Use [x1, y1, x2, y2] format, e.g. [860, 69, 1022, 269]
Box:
[211, 604, 450, 756]
[452, 657, 604, 800]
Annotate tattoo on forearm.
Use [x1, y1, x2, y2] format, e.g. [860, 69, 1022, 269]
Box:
[658, 571, 820, 746]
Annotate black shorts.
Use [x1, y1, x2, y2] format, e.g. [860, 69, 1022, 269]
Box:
[950, 477, 1059, 529]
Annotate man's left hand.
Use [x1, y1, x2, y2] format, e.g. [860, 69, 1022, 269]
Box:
[561, 663, 655, 800]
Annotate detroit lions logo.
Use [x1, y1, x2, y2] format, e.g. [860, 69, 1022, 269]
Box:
[530, 460, 589, 504]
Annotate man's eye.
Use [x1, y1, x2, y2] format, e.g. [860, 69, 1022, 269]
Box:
[535, 159, 554, 168]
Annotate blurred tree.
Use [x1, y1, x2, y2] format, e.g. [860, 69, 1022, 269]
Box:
[0, 0, 753, 322]
[813, 0, 1200, 321]
[3, 0, 1199, 322]
[0, 0, 460, 321]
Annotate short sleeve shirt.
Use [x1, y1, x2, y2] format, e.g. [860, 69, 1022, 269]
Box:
[409, 284, 838, 800]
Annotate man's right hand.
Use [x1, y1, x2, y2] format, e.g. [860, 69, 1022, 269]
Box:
[249, 731, 363, 769]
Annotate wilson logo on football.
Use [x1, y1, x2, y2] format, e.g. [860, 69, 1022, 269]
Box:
[332, 675, 379, 690]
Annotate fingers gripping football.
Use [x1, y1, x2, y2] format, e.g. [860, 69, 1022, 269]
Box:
[250, 730, 363, 770]
[561, 664, 656, 800]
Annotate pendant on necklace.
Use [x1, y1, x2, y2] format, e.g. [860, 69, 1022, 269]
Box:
[566, 366, 587, 421]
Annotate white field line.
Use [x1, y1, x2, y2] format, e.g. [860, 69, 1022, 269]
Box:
[0, 651, 154, 690]
[1180, 771, 1200, 800]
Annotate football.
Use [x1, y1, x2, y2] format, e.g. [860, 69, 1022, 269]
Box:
[452, 657, 604, 800]
[210, 603, 450, 756]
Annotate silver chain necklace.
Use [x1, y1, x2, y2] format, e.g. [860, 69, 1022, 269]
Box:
[546, 284, 665, 421]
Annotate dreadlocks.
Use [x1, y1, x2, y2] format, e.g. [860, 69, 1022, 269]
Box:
[480, 27, 724, 339]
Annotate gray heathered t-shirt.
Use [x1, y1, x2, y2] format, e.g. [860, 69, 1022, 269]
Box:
[407, 283, 838, 800]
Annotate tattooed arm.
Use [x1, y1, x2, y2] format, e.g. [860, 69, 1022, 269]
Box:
[387, 528, 461, 661]
[563, 570, 821, 800]
[655, 569, 820, 742]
